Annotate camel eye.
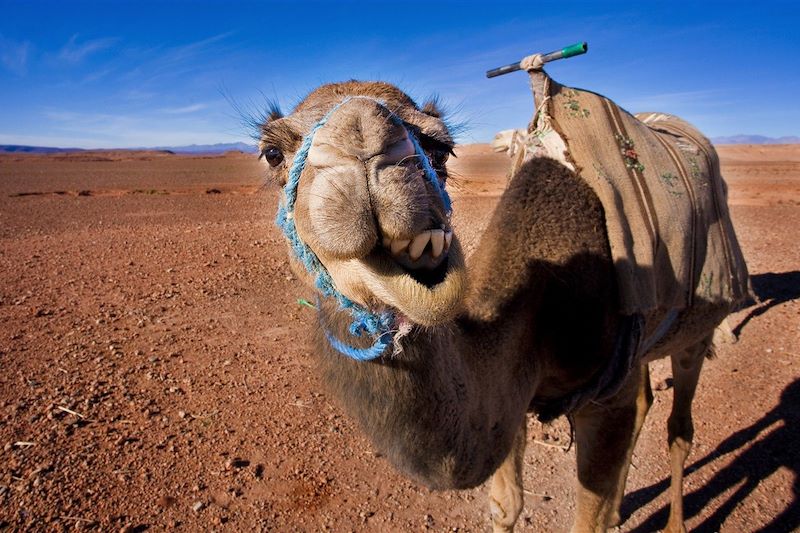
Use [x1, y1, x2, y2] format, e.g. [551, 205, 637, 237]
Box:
[262, 146, 284, 167]
[430, 149, 450, 168]
[416, 132, 453, 170]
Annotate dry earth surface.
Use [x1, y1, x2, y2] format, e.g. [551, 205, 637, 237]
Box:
[0, 144, 798, 532]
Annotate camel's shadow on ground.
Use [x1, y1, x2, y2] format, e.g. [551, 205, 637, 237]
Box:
[621, 271, 800, 532]
[732, 270, 800, 338]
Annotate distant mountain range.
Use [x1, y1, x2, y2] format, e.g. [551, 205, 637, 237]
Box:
[2, 136, 798, 155]
[711, 135, 800, 145]
[0, 144, 85, 154]
[148, 142, 259, 153]
[0, 142, 259, 154]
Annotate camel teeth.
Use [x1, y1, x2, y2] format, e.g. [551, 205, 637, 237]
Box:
[382, 236, 391, 248]
[390, 239, 410, 255]
[430, 229, 444, 258]
[408, 231, 431, 261]
[444, 230, 453, 250]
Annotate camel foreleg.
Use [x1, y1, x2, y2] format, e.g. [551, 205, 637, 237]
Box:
[571, 363, 649, 532]
[609, 363, 653, 527]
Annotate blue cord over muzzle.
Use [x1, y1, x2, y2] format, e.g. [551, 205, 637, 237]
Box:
[275, 96, 452, 361]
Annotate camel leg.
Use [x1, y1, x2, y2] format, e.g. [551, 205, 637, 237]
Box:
[571, 366, 645, 533]
[489, 423, 527, 532]
[609, 364, 654, 527]
[664, 335, 711, 533]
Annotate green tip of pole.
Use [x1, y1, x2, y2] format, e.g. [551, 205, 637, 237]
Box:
[561, 42, 588, 59]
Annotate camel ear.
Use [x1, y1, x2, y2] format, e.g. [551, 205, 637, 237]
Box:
[265, 101, 283, 122]
[258, 101, 286, 139]
[421, 96, 444, 119]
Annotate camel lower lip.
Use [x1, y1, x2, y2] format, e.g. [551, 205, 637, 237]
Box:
[366, 246, 451, 288]
[401, 255, 450, 288]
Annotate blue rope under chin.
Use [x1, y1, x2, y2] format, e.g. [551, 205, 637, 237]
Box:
[275, 96, 451, 361]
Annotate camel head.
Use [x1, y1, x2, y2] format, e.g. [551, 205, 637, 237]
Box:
[260, 81, 467, 330]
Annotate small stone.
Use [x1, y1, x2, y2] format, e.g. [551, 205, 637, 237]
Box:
[191, 501, 204, 512]
[157, 495, 176, 508]
[654, 379, 671, 391]
[177, 410, 187, 419]
[225, 458, 249, 470]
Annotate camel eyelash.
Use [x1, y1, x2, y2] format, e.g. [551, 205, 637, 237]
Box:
[415, 131, 456, 157]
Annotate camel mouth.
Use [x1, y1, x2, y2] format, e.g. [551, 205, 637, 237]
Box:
[352, 229, 466, 327]
[379, 227, 453, 288]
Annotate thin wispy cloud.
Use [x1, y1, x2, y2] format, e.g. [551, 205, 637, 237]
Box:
[161, 31, 234, 64]
[119, 31, 235, 84]
[622, 89, 728, 112]
[58, 34, 117, 63]
[81, 67, 115, 84]
[39, 108, 229, 147]
[0, 34, 31, 76]
[121, 88, 158, 102]
[162, 103, 208, 114]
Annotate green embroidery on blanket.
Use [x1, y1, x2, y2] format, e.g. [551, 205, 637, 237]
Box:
[615, 133, 645, 172]
[660, 172, 684, 196]
[563, 89, 591, 118]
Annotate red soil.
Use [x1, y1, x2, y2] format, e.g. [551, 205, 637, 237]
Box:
[0, 145, 797, 531]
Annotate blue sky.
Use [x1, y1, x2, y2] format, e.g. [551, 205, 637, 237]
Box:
[0, 1, 797, 148]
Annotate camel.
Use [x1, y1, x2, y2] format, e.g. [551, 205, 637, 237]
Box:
[258, 72, 748, 532]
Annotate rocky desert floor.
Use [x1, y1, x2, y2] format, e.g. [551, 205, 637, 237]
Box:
[0, 144, 798, 532]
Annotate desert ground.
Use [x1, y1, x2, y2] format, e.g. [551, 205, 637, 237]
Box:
[0, 143, 798, 532]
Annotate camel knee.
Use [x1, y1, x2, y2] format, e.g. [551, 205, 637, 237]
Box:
[639, 375, 654, 414]
[489, 425, 526, 532]
[668, 414, 694, 445]
[489, 488, 524, 533]
[489, 464, 524, 533]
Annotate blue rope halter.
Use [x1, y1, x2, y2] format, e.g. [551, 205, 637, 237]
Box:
[275, 96, 451, 361]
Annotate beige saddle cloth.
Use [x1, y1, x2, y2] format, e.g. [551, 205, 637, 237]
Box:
[495, 72, 750, 320]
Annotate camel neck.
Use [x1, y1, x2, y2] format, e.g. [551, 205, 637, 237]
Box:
[313, 302, 536, 490]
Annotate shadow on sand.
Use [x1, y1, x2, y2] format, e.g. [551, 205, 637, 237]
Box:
[621, 271, 800, 532]
[732, 270, 800, 338]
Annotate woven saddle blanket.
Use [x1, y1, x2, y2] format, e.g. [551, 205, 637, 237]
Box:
[500, 72, 750, 321]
